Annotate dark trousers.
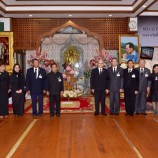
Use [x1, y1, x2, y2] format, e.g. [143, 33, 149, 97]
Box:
[110, 90, 120, 114]
[94, 90, 106, 114]
[135, 91, 146, 113]
[12, 92, 24, 115]
[31, 94, 43, 115]
[49, 95, 61, 115]
[124, 89, 136, 115]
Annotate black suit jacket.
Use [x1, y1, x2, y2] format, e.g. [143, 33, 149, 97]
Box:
[0, 71, 10, 91]
[90, 68, 109, 91]
[10, 73, 25, 93]
[26, 67, 47, 94]
[46, 71, 64, 95]
[150, 73, 158, 91]
[123, 68, 139, 91]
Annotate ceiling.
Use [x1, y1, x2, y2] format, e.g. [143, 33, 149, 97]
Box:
[0, 0, 158, 18]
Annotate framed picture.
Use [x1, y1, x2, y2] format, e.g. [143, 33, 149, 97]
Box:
[119, 34, 140, 64]
[0, 32, 14, 73]
[140, 47, 154, 60]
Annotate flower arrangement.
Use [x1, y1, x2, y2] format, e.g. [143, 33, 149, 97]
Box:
[83, 49, 113, 80]
[120, 63, 127, 69]
[63, 89, 83, 98]
[84, 69, 92, 79]
[27, 47, 56, 73]
[90, 48, 113, 68]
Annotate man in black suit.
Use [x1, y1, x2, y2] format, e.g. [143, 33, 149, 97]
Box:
[108, 58, 123, 115]
[46, 63, 64, 117]
[123, 60, 139, 116]
[26, 59, 47, 116]
[90, 59, 109, 116]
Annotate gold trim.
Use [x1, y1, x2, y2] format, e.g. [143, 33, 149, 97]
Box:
[37, 20, 104, 50]
[0, 32, 14, 73]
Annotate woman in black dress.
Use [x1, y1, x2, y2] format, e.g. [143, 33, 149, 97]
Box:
[150, 64, 158, 115]
[10, 64, 25, 116]
[0, 62, 10, 119]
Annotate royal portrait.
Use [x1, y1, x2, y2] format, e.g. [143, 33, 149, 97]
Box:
[119, 35, 140, 64]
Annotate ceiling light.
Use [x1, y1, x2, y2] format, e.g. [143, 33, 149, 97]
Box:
[109, 15, 112, 17]
[29, 14, 32, 17]
[69, 14, 72, 17]
[142, 5, 146, 8]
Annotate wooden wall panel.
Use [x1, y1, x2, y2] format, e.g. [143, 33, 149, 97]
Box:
[12, 18, 130, 50]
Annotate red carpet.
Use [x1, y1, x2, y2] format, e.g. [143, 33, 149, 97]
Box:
[9, 96, 95, 113]
[8, 96, 127, 114]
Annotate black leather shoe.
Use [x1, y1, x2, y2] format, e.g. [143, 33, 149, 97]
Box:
[141, 113, 147, 115]
[94, 112, 99, 116]
[32, 113, 38, 116]
[56, 114, 60, 117]
[115, 113, 119, 115]
[102, 113, 107, 116]
[110, 112, 114, 115]
[50, 113, 54, 117]
[136, 113, 140, 115]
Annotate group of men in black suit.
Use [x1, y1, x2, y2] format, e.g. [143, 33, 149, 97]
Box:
[26, 59, 64, 117]
[26, 57, 150, 117]
[90, 58, 151, 116]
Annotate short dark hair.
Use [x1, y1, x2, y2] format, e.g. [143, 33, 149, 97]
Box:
[111, 57, 118, 62]
[33, 58, 39, 62]
[126, 42, 134, 49]
[51, 63, 58, 68]
[127, 60, 133, 64]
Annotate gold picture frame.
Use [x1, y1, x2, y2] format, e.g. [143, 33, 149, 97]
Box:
[0, 32, 14, 73]
[119, 34, 140, 64]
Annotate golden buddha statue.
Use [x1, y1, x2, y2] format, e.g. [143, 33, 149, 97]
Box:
[64, 45, 79, 65]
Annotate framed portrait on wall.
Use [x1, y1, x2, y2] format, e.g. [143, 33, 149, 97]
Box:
[0, 32, 14, 73]
[119, 34, 140, 64]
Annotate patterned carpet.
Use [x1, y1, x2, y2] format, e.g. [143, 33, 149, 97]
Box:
[8, 95, 129, 114]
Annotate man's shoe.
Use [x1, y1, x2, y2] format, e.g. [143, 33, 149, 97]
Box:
[110, 112, 114, 115]
[102, 113, 107, 116]
[50, 113, 54, 117]
[38, 113, 42, 116]
[141, 112, 147, 115]
[115, 113, 119, 115]
[94, 112, 99, 116]
[32, 113, 38, 116]
[136, 113, 140, 115]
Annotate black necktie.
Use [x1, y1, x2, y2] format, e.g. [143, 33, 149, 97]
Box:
[35, 68, 37, 78]
[113, 68, 116, 74]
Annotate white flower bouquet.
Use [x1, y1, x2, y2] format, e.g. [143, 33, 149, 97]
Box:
[63, 89, 83, 98]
